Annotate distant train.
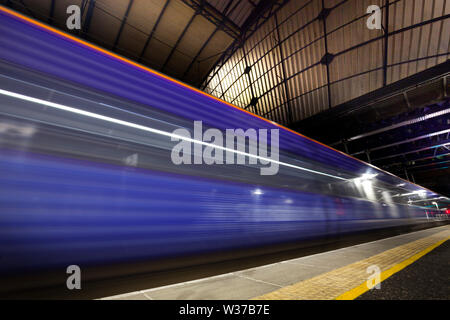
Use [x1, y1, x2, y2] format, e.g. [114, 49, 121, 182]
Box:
[0, 7, 442, 291]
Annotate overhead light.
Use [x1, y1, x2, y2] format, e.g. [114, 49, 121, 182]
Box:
[400, 190, 426, 197]
[361, 173, 378, 180]
[432, 201, 439, 210]
[353, 173, 378, 185]
[252, 189, 263, 196]
[416, 190, 427, 198]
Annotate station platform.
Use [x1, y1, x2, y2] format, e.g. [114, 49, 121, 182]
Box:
[102, 224, 450, 300]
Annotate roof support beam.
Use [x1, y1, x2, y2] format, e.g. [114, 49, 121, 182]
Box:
[372, 139, 450, 162]
[402, 160, 450, 173]
[48, 0, 55, 24]
[161, 12, 197, 73]
[274, 11, 293, 123]
[200, 0, 286, 90]
[383, 152, 450, 169]
[294, 60, 450, 138]
[352, 128, 450, 156]
[179, 0, 241, 39]
[342, 105, 450, 144]
[320, 0, 332, 109]
[138, 0, 171, 63]
[242, 44, 258, 114]
[382, 0, 389, 86]
[335, 14, 450, 58]
[182, 28, 218, 80]
[82, 0, 96, 37]
[182, 0, 238, 81]
[227, 0, 243, 18]
[112, 0, 134, 50]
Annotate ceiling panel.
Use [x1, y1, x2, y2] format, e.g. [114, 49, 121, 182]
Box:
[116, 0, 168, 59]
[21, 0, 52, 21]
[203, 0, 450, 126]
[88, 0, 130, 47]
[175, 15, 216, 58]
[153, 0, 195, 47]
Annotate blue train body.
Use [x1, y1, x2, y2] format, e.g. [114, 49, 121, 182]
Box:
[0, 7, 439, 278]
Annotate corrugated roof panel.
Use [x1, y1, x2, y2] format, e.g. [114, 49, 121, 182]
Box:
[206, 0, 230, 13]
[21, 0, 52, 21]
[185, 30, 234, 84]
[116, 0, 168, 59]
[152, 1, 195, 46]
[88, 1, 129, 47]
[326, 0, 383, 32]
[327, 1, 383, 54]
[277, 0, 310, 24]
[203, 0, 449, 126]
[206, 0, 259, 27]
[123, 0, 167, 32]
[229, 0, 258, 27]
[174, 15, 216, 58]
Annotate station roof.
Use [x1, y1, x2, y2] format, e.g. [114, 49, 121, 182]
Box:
[5, 0, 277, 86]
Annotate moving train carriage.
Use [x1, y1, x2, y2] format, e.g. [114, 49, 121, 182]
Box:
[0, 7, 443, 291]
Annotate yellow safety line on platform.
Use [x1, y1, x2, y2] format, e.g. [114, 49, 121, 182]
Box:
[336, 236, 449, 300]
[253, 228, 450, 300]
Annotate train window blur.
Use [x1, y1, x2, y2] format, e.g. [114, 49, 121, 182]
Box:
[0, 62, 440, 210]
[0, 8, 447, 279]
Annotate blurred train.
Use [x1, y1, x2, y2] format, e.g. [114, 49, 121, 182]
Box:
[0, 6, 444, 294]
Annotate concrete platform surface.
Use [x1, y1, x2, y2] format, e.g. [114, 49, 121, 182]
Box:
[101, 225, 450, 300]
